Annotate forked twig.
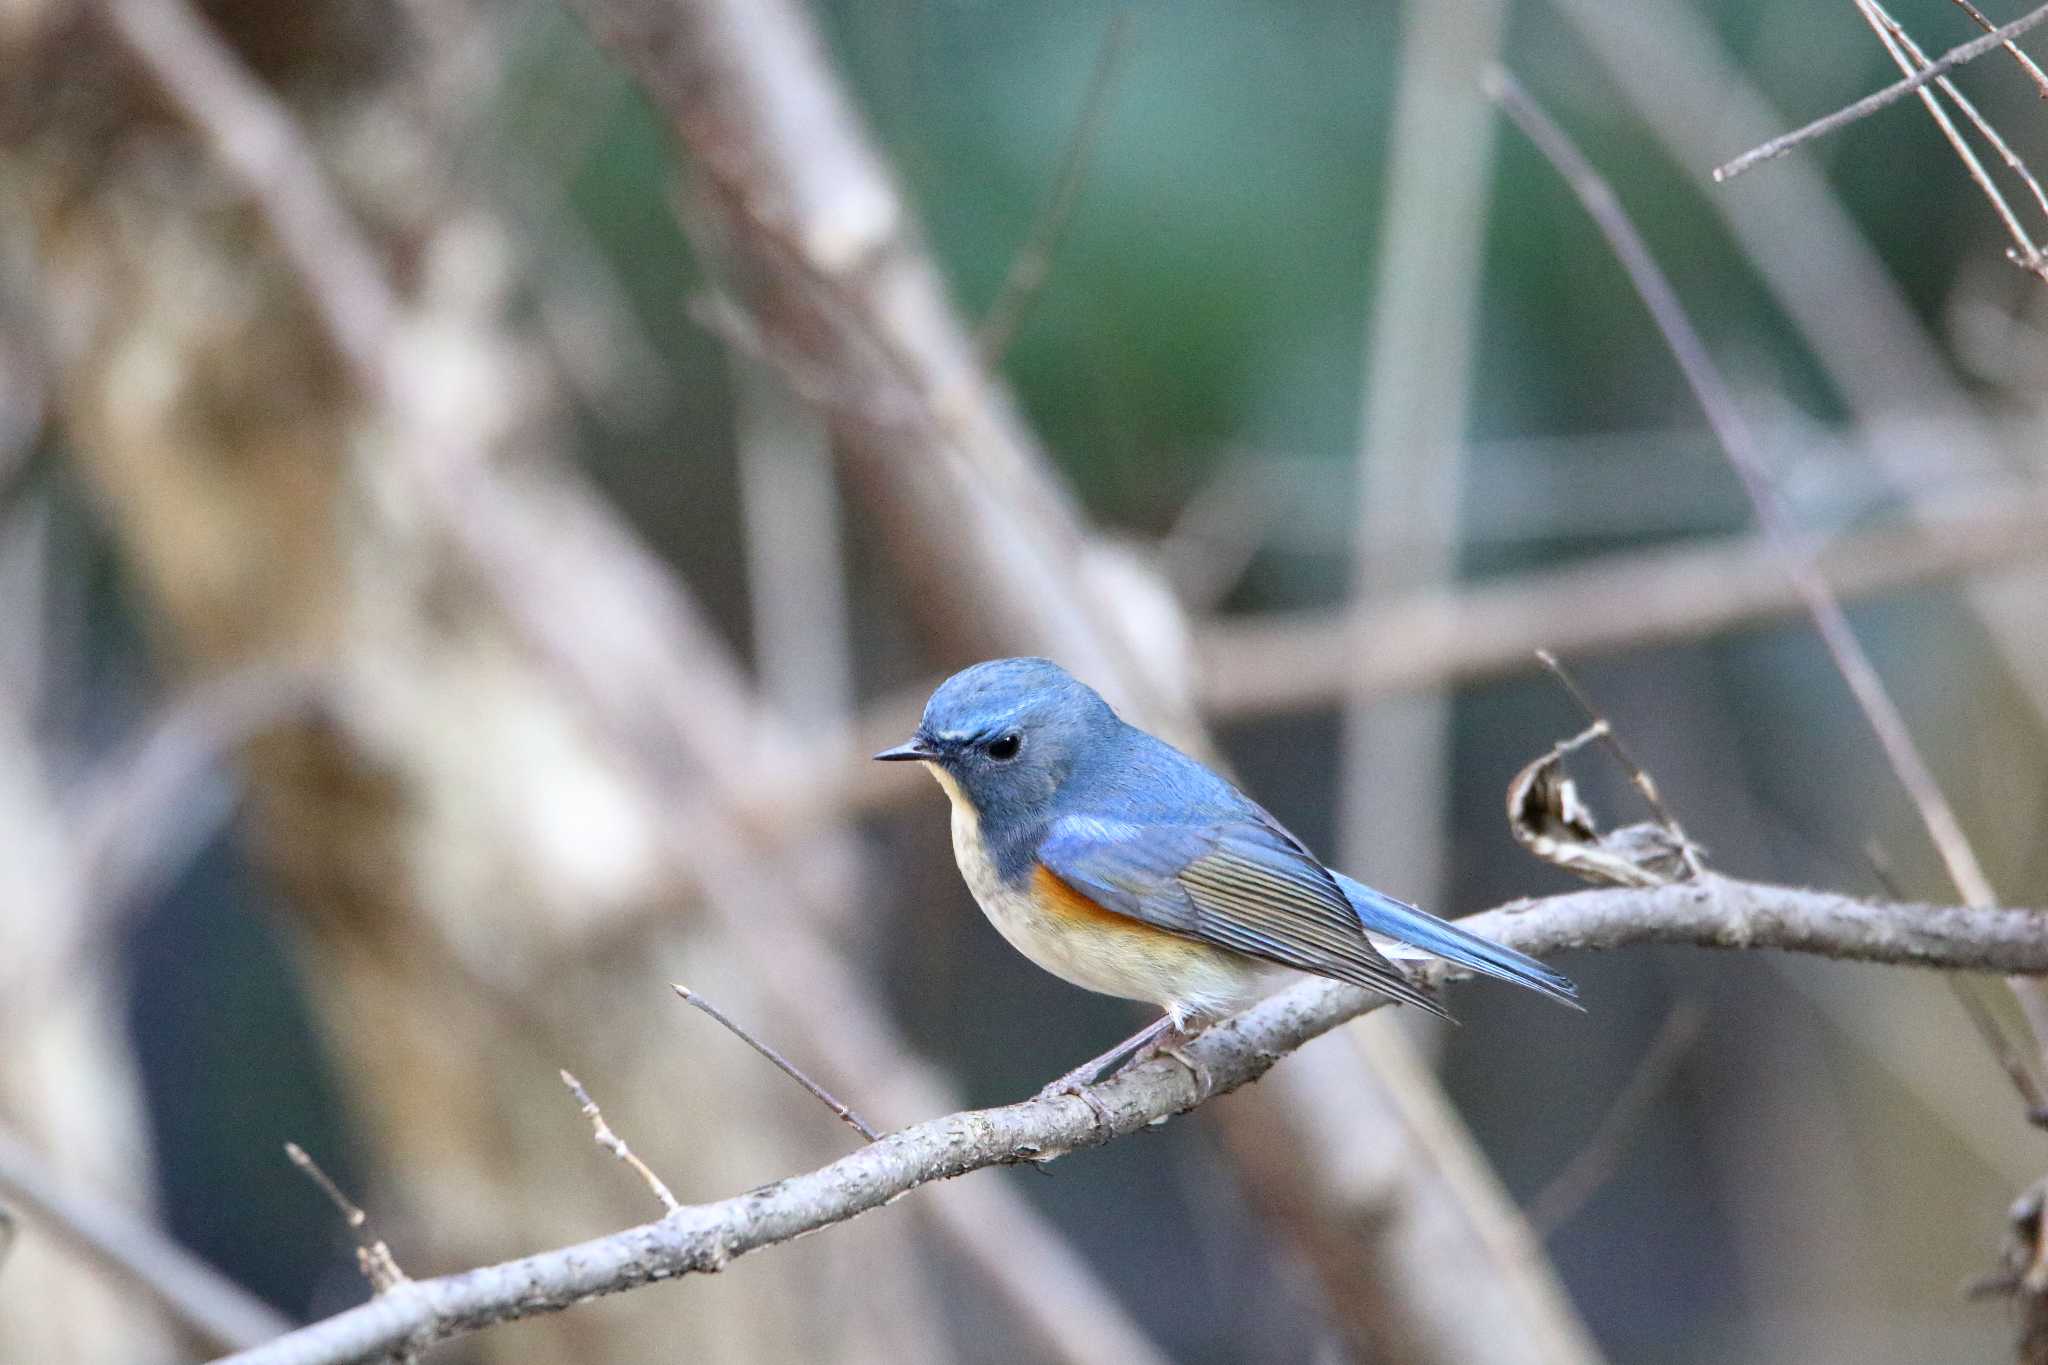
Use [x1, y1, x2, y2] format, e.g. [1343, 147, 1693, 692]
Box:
[559, 1071, 681, 1213]
[673, 984, 880, 1141]
[1712, 0, 2048, 180]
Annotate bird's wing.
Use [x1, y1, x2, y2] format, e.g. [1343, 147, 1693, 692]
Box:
[1037, 814, 1450, 1018]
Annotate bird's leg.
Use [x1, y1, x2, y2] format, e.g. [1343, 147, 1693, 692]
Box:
[1119, 1018, 1213, 1100]
[1032, 1015, 1182, 1123]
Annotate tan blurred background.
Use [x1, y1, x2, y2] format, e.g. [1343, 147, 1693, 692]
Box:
[3, 0, 2048, 1361]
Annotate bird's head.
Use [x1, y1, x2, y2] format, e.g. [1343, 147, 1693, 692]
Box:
[874, 657, 1118, 825]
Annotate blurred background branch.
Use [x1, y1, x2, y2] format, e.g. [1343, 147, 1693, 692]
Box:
[3, 0, 2047, 1361]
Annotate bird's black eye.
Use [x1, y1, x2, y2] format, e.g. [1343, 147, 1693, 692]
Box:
[986, 732, 1022, 762]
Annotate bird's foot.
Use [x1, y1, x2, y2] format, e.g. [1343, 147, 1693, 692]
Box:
[1117, 1026, 1211, 1100]
[1033, 1067, 1115, 1128]
[1156, 1042, 1213, 1101]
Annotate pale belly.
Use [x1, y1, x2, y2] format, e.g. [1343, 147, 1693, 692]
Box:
[932, 767, 1280, 1024]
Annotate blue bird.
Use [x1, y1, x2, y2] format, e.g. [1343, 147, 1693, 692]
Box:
[877, 658, 1579, 1099]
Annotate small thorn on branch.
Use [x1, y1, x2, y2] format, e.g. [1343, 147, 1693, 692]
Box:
[673, 984, 880, 1142]
[284, 1142, 409, 1295]
[558, 1071, 680, 1215]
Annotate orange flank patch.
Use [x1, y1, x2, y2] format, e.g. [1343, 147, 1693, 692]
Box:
[1032, 864, 1213, 960]
[1031, 863, 1137, 932]
[1020, 863, 1264, 1017]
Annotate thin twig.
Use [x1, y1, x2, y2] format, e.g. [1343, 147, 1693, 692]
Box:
[976, 12, 1133, 363]
[673, 985, 880, 1142]
[1526, 1001, 1708, 1235]
[1490, 67, 2000, 913]
[1534, 650, 1707, 878]
[1894, 0, 2048, 222]
[1867, 842, 2048, 1124]
[1953, 976, 2048, 1124]
[213, 877, 2048, 1365]
[1548, 0, 2048, 1097]
[1850, 0, 2048, 279]
[559, 1071, 681, 1214]
[0, 1128, 289, 1352]
[1493, 68, 2048, 1115]
[1712, 0, 2048, 180]
[1946, 0, 2048, 97]
[284, 1143, 409, 1294]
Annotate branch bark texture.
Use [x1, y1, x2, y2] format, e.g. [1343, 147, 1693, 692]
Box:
[213, 876, 2048, 1365]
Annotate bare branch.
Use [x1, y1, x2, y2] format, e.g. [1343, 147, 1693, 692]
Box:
[1849, 0, 2048, 280]
[1195, 490, 2048, 716]
[559, 1072, 681, 1214]
[100, 0, 397, 383]
[1946, 0, 2048, 96]
[0, 1127, 290, 1353]
[1493, 62, 2048, 1120]
[211, 877, 2048, 1365]
[673, 986, 880, 1142]
[1490, 66, 1999, 910]
[1712, 0, 2048, 181]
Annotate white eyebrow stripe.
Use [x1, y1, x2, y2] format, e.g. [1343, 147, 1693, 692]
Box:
[934, 708, 1029, 744]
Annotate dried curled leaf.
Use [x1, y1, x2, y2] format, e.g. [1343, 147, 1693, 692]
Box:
[1506, 723, 1696, 888]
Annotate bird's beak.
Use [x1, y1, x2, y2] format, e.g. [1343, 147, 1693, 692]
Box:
[873, 736, 939, 763]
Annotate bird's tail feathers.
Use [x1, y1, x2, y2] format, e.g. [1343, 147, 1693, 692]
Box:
[1333, 873, 1582, 1011]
